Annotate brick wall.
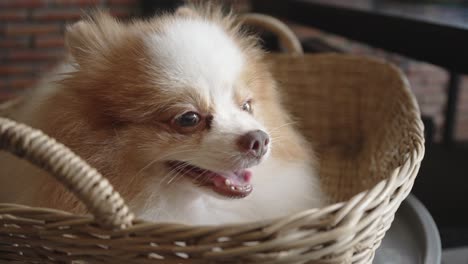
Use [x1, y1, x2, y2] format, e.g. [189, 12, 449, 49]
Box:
[0, 0, 466, 141]
[0, 0, 139, 101]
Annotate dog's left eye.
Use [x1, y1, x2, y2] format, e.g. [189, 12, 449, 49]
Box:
[241, 101, 252, 113]
[176, 112, 201, 127]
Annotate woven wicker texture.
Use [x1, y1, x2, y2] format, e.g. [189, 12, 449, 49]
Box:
[0, 14, 424, 264]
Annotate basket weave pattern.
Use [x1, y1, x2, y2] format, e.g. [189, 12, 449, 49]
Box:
[0, 14, 424, 264]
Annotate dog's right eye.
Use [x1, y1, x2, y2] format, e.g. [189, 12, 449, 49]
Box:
[176, 112, 201, 127]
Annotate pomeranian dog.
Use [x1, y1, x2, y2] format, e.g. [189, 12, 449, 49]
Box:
[0, 4, 324, 225]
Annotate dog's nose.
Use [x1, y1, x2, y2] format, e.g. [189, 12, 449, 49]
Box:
[237, 130, 269, 158]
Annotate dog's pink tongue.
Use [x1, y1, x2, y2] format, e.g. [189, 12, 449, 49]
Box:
[212, 170, 253, 198]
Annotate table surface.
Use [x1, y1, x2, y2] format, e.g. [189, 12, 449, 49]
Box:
[375, 195, 441, 264]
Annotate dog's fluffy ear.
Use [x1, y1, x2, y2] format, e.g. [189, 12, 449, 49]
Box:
[65, 11, 124, 65]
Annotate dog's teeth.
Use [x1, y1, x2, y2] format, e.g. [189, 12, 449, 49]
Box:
[230, 186, 236, 191]
[225, 179, 231, 186]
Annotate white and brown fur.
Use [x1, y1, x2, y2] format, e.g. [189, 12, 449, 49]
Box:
[0, 4, 324, 225]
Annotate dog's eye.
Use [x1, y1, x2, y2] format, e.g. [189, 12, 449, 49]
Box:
[176, 112, 201, 127]
[241, 101, 252, 113]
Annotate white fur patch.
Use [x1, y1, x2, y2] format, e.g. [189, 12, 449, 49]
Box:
[145, 18, 244, 99]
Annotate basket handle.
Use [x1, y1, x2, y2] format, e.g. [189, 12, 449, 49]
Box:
[0, 117, 134, 229]
[239, 13, 304, 56]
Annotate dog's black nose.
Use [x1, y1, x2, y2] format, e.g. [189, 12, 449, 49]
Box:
[237, 130, 269, 158]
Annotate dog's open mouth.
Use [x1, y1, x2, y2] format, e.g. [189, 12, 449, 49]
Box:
[166, 161, 253, 198]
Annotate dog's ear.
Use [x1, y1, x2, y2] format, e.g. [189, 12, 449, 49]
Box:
[65, 11, 124, 65]
[175, 5, 200, 18]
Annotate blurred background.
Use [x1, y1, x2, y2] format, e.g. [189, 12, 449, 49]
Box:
[1, 0, 467, 262]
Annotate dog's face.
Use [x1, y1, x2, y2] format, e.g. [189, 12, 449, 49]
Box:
[62, 9, 278, 199]
[142, 17, 272, 198]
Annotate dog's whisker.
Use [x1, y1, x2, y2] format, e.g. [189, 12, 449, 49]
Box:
[134, 146, 199, 175]
[163, 161, 194, 185]
[268, 121, 297, 133]
[163, 157, 203, 186]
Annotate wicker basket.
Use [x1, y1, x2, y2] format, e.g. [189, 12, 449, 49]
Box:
[0, 14, 424, 264]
